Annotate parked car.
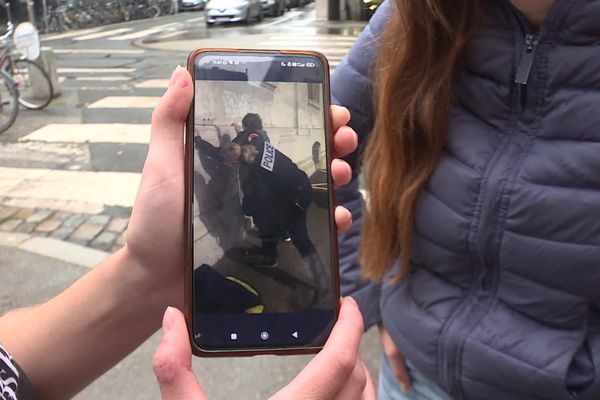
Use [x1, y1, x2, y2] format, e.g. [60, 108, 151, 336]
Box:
[285, 0, 306, 9]
[181, 0, 207, 10]
[260, 0, 284, 16]
[205, 0, 262, 25]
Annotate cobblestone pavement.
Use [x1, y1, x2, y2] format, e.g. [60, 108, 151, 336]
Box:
[0, 202, 129, 253]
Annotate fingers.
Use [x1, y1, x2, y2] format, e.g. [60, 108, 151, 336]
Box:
[331, 158, 352, 187]
[335, 206, 352, 233]
[362, 363, 377, 400]
[148, 67, 194, 163]
[153, 307, 207, 400]
[333, 125, 358, 158]
[379, 325, 411, 393]
[331, 105, 350, 132]
[333, 356, 370, 400]
[331, 105, 357, 158]
[272, 297, 364, 399]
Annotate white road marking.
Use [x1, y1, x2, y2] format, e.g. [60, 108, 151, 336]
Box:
[87, 96, 161, 109]
[42, 27, 103, 41]
[20, 124, 150, 144]
[73, 28, 133, 41]
[54, 48, 146, 55]
[0, 166, 140, 208]
[156, 30, 187, 40]
[109, 23, 181, 41]
[186, 17, 205, 22]
[58, 67, 136, 74]
[75, 76, 133, 81]
[135, 79, 169, 88]
[266, 35, 358, 43]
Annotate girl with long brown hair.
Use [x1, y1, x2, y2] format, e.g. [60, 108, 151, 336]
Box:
[334, 0, 600, 398]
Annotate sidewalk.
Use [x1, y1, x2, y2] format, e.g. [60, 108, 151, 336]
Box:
[0, 244, 382, 399]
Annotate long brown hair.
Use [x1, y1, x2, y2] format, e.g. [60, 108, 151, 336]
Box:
[360, 0, 485, 281]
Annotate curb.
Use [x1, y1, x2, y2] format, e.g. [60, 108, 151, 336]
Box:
[0, 232, 110, 269]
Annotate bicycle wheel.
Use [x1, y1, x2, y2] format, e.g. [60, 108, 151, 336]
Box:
[146, 6, 160, 18]
[0, 73, 19, 134]
[12, 59, 54, 110]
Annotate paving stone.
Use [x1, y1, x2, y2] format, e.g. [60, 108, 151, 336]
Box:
[69, 222, 104, 244]
[87, 214, 110, 227]
[107, 217, 129, 233]
[50, 226, 76, 241]
[0, 207, 18, 222]
[13, 208, 33, 220]
[36, 219, 63, 233]
[0, 219, 22, 231]
[63, 214, 87, 228]
[26, 209, 54, 224]
[15, 223, 36, 233]
[52, 211, 72, 221]
[90, 231, 118, 251]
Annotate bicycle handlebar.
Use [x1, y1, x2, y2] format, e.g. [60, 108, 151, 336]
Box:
[0, 21, 14, 42]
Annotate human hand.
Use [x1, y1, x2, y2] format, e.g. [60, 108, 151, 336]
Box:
[123, 68, 358, 305]
[124, 66, 193, 308]
[379, 324, 411, 393]
[231, 122, 242, 133]
[330, 105, 358, 233]
[153, 297, 374, 400]
[270, 297, 375, 400]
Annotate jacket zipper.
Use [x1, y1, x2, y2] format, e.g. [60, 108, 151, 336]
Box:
[506, 1, 540, 109]
[440, 3, 543, 397]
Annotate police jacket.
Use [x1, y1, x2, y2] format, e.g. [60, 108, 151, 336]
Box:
[240, 137, 311, 219]
[333, 1, 600, 399]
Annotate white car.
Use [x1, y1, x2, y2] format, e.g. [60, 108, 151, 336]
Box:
[205, 0, 263, 25]
[181, 0, 207, 10]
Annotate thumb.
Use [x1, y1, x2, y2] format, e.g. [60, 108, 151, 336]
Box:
[153, 307, 206, 400]
[148, 66, 193, 164]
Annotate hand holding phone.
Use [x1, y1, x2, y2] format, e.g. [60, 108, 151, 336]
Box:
[153, 298, 376, 399]
[185, 49, 346, 356]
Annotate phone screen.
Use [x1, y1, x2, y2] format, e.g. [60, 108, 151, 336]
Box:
[189, 51, 337, 352]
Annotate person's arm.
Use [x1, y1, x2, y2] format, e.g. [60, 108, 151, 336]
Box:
[331, 0, 393, 330]
[0, 66, 194, 399]
[194, 135, 222, 161]
[0, 67, 358, 399]
[0, 248, 175, 399]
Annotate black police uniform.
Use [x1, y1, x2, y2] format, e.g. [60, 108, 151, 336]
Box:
[239, 136, 314, 258]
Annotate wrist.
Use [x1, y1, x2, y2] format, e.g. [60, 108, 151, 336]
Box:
[117, 245, 184, 311]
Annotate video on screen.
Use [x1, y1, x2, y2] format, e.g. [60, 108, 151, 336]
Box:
[192, 80, 334, 316]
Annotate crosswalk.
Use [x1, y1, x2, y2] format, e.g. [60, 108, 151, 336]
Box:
[2, 20, 362, 216]
[43, 21, 193, 42]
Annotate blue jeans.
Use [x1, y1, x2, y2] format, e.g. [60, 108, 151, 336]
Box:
[378, 355, 453, 400]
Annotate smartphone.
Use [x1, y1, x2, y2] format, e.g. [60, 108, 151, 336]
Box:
[185, 49, 340, 356]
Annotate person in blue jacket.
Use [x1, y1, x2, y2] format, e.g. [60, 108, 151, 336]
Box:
[333, 1, 600, 399]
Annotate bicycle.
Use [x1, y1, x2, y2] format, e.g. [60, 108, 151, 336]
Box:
[0, 63, 19, 134]
[0, 22, 53, 110]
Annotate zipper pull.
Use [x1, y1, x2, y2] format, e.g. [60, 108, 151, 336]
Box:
[515, 34, 539, 85]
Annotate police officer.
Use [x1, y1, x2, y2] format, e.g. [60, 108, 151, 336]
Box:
[233, 113, 271, 145]
[236, 135, 329, 292]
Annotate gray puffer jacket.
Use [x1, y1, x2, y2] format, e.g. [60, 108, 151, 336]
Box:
[332, 1, 600, 399]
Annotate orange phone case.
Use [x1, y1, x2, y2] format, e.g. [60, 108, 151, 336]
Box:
[184, 48, 340, 357]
